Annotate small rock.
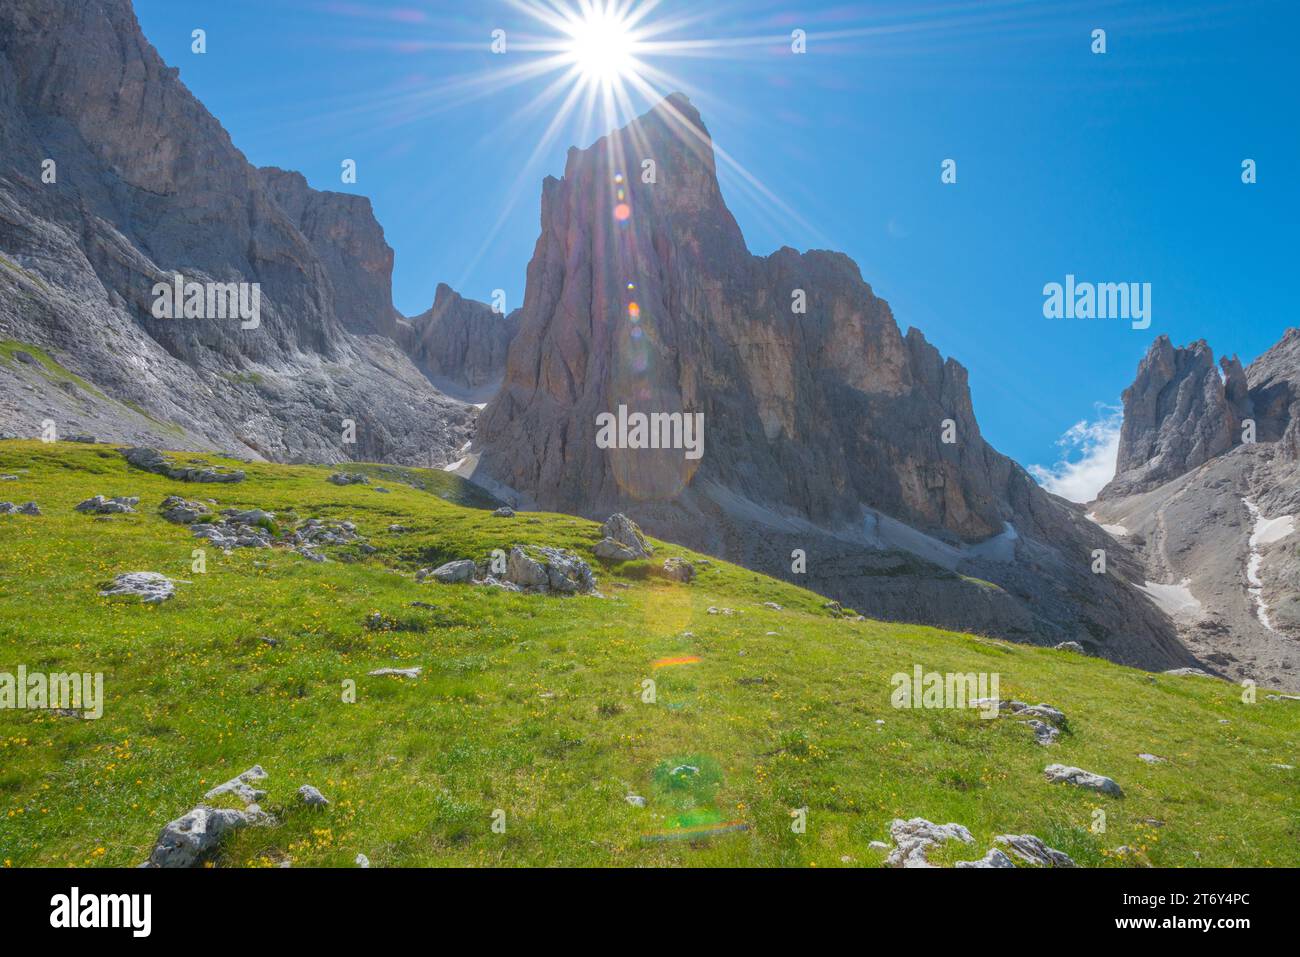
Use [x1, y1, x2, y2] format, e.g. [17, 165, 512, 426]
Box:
[1044, 763, 1123, 798]
[955, 848, 1016, 869]
[204, 765, 268, 805]
[99, 571, 176, 604]
[159, 495, 209, 523]
[1163, 667, 1218, 678]
[1023, 719, 1060, 746]
[297, 784, 329, 807]
[355, 853, 370, 868]
[1137, 753, 1165, 764]
[368, 667, 421, 678]
[1053, 641, 1087, 654]
[762, 602, 783, 611]
[74, 496, 137, 512]
[994, 834, 1076, 867]
[625, 794, 647, 808]
[327, 472, 369, 486]
[492, 506, 516, 518]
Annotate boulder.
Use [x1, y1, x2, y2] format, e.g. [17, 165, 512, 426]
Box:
[661, 557, 695, 583]
[1054, 641, 1086, 654]
[328, 472, 369, 486]
[1044, 763, 1124, 798]
[430, 559, 476, 584]
[599, 513, 652, 558]
[505, 547, 549, 589]
[504, 545, 596, 594]
[493, 506, 516, 518]
[0, 501, 41, 515]
[594, 537, 641, 561]
[885, 817, 974, 868]
[142, 804, 267, 868]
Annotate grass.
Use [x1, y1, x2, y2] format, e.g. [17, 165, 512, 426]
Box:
[0, 439, 1297, 868]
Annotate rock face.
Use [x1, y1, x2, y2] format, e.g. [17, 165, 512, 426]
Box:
[468, 94, 1195, 671]
[0, 0, 478, 464]
[1092, 328, 1300, 691]
[397, 283, 521, 399]
[1100, 338, 1248, 498]
[257, 167, 400, 339]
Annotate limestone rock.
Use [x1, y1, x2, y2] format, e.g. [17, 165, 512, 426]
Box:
[99, 571, 176, 604]
[75, 494, 138, 514]
[297, 784, 329, 807]
[599, 513, 652, 558]
[1044, 763, 1123, 798]
[430, 559, 476, 584]
[955, 849, 1016, 869]
[123, 448, 244, 483]
[204, 766, 268, 805]
[469, 94, 1195, 673]
[142, 804, 267, 868]
[661, 557, 696, 582]
[994, 834, 1076, 867]
[885, 817, 974, 868]
[159, 495, 209, 523]
[397, 283, 521, 395]
[1101, 338, 1242, 497]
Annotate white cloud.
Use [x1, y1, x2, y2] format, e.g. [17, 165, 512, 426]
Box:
[1028, 406, 1123, 503]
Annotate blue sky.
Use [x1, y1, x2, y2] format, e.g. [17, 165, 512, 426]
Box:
[132, 0, 1297, 494]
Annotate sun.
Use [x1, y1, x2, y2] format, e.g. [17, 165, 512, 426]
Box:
[562, 3, 640, 86]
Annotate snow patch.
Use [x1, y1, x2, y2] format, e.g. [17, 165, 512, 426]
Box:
[1243, 499, 1294, 632]
[1139, 579, 1202, 619]
[1086, 512, 1129, 537]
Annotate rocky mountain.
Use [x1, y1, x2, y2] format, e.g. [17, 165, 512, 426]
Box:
[397, 283, 521, 401]
[0, 0, 482, 465]
[466, 94, 1198, 672]
[1093, 330, 1300, 689]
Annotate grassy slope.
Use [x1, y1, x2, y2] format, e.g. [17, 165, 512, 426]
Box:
[0, 439, 1296, 868]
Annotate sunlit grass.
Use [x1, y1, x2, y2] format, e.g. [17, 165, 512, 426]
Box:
[0, 439, 1296, 867]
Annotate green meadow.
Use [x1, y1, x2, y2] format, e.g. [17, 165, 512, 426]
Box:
[0, 439, 1296, 867]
